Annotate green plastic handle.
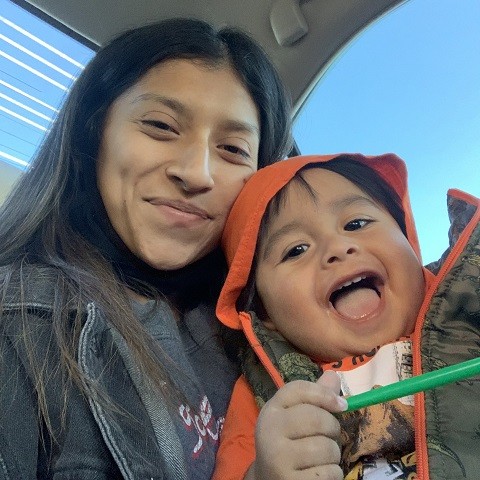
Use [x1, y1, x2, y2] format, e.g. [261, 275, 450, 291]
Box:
[345, 356, 480, 413]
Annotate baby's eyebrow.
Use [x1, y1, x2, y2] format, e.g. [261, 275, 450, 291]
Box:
[260, 221, 303, 261]
[259, 194, 378, 261]
[330, 194, 378, 212]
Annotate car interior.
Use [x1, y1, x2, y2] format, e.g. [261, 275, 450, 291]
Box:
[1, 0, 404, 197]
[1, 0, 479, 265]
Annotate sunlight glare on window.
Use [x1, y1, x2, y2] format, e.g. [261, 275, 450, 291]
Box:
[0, 0, 94, 170]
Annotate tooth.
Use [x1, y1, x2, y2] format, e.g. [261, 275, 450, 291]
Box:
[338, 275, 367, 291]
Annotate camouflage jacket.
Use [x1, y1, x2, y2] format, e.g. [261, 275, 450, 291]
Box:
[242, 191, 480, 480]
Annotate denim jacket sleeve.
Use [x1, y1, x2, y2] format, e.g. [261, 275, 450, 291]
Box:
[0, 306, 124, 480]
[0, 323, 39, 480]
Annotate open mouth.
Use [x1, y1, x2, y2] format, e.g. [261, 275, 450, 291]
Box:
[330, 275, 382, 320]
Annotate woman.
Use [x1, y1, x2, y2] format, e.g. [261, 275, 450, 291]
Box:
[0, 18, 292, 479]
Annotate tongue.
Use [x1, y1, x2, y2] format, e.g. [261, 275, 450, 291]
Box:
[334, 288, 380, 320]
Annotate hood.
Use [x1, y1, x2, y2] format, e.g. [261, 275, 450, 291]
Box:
[216, 153, 422, 330]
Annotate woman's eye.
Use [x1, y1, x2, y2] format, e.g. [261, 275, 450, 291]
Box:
[282, 244, 308, 261]
[142, 120, 178, 134]
[344, 218, 372, 231]
[220, 144, 250, 159]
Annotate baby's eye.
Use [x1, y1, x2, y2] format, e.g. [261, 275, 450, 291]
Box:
[344, 218, 373, 231]
[282, 244, 308, 261]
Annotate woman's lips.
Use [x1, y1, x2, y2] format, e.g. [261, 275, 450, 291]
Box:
[147, 199, 212, 226]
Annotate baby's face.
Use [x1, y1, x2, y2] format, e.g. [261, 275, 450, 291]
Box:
[255, 168, 425, 363]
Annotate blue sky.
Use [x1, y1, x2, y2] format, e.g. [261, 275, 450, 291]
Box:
[294, 0, 480, 264]
[1, 0, 479, 264]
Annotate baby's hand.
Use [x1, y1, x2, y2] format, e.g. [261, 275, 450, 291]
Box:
[247, 371, 346, 480]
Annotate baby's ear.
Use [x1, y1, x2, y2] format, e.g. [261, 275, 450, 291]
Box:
[262, 316, 278, 331]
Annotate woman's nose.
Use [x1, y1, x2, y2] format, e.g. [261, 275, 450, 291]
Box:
[166, 142, 214, 193]
[322, 235, 359, 266]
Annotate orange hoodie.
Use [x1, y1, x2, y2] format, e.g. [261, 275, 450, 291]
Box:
[214, 154, 480, 480]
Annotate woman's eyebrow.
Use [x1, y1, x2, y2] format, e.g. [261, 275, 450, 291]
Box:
[260, 221, 303, 260]
[131, 93, 188, 116]
[130, 93, 259, 137]
[221, 119, 260, 138]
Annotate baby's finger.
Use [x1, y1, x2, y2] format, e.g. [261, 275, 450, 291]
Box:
[295, 463, 344, 480]
[288, 434, 342, 470]
[269, 379, 347, 413]
[281, 403, 341, 440]
[317, 370, 342, 394]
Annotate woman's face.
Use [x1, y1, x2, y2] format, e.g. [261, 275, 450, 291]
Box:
[97, 59, 260, 270]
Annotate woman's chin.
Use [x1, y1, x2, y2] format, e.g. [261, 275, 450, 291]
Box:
[140, 250, 206, 271]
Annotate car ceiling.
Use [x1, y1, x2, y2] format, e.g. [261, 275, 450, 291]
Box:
[16, 0, 405, 113]
[2, 0, 405, 200]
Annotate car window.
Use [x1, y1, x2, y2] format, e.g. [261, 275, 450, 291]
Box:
[0, 0, 94, 171]
[294, 0, 480, 264]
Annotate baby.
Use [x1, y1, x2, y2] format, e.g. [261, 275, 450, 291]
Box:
[213, 154, 480, 480]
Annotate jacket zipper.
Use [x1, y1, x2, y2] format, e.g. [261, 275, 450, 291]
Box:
[240, 312, 285, 388]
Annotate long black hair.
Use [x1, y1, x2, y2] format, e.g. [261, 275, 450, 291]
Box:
[1, 18, 292, 265]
